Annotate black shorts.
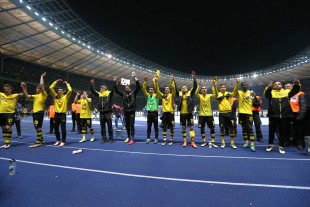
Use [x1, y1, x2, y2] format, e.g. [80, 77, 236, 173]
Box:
[33, 112, 44, 128]
[0, 113, 14, 126]
[180, 113, 194, 127]
[198, 116, 215, 129]
[219, 112, 235, 129]
[162, 112, 174, 128]
[238, 113, 253, 126]
[80, 118, 92, 127]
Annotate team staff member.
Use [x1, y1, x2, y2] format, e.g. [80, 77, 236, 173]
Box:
[47, 102, 55, 134]
[114, 73, 141, 145]
[70, 101, 77, 132]
[75, 101, 81, 134]
[49, 79, 72, 147]
[195, 78, 218, 148]
[0, 83, 23, 149]
[290, 89, 307, 150]
[154, 70, 176, 146]
[90, 79, 114, 143]
[264, 79, 300, 154]
[14, 103, 23, 139]
[252, 94, 264, 142]
[21, 73, 48, 148]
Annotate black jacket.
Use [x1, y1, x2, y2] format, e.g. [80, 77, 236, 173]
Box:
[175, 78, 197, 113]
[90, 85, 114, 112]
[295, 94, 307, 120]
[264, 84, 300, 118]
[114, 81, 141, 112]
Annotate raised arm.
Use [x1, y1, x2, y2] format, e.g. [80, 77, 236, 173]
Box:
[74, 91, 80, 103]
[20, 82, 31, 98]
[40, 72, 46, 89]
[172, 74, 180, 97]
[114, 79, 124, 97]
[90, 79, 99, 97]
[154, 76, 163, 98]
[142, 77, 149, 97]
[152, 77, 158, 95]
[49, 79, 60, 98]
[211, 76, 218, 98]
[195, 80, 202, 98]
[190, 71, 198, 97]
[231, 78, 239, 97]
[264, 82, 273, 100]
[170, 75, 176, 97]
[134, 80, 141, 96]
[63, 81, 72, 98]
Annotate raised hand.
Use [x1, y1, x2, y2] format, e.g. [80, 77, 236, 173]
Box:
[191, 70, 196, 78]
[114, 78, 120, 84]
[170, 74, 174, 81]
[198, 80, 203, 86]
[293, 78, 300, 84]
[156, 69, 160, 78]
[41, 72, 46, 77]
[21, 82, 27, 88]
[90, 79, 95, 85]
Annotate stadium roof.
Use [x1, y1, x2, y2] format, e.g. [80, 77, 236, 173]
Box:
[1, 0, 309, 88]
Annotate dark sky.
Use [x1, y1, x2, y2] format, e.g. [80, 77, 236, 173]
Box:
[65, 0, 310, 75]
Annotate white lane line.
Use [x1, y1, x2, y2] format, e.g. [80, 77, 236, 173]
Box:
[0, 157, 309, 190]
[4, 140, 310, 161]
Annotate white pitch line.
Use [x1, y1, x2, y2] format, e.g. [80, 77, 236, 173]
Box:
[5, 140, 310, 161]
[0, 157, 309, 190]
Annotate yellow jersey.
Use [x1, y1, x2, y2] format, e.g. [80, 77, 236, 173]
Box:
[0, 93, 20, 113]
[32, 90, 48, 113]
[49, 81, 72, 113]
[77, 98, 92, 119]
[196, 85, 217, 116]
[155, 79, 176, 114]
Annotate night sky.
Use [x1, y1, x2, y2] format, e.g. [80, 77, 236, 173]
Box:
[65, 0, 310, 75]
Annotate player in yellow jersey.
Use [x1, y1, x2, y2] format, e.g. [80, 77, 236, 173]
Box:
[21, 73, 48, 148]
[154, 70, 176, 145]
[195, 77, 218, 148]
[0, 83, 23, 149]
[74, 91, 95, 143]
[233, 78, 256, 152]
[49, 79, 72, 147]
[215, 80, 238, 149]
[175, 71, 198, 148]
